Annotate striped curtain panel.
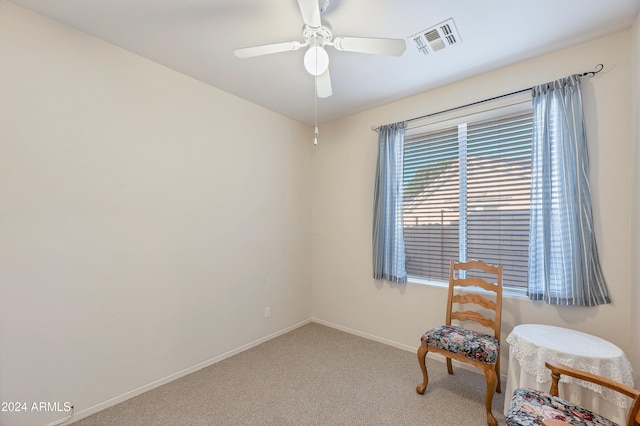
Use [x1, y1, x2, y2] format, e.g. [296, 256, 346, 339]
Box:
[527, 75, 610, 306]
[372, 122, 407, 283]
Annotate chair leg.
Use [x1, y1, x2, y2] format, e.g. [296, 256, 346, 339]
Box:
[446, 357, 453, 374]
[483, 367, 498, 426]
[416, 343, 429, 394]
[495, 356, 502, 394]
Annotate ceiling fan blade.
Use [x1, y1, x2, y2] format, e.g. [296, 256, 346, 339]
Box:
[316, 70, 332, 98]
[233, 41, 302, 58]
[332, 37, 407, 56]
[297, 0, 321, 28]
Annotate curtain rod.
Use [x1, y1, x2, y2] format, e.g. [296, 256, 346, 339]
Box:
[371, 64, 604, 132]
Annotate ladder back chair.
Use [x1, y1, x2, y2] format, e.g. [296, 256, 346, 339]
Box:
[416, 259, 503, 426]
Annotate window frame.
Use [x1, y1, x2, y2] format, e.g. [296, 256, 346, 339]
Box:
[402, 94, 533, 295]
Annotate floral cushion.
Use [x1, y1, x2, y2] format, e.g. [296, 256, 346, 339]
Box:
[506, 387, 618, 426]
[421, 325, 499, 364]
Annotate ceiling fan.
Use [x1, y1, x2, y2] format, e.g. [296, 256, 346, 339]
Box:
[233, 0, 407, 98]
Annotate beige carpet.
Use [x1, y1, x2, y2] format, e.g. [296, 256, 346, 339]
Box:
[71, 323, 507, 425]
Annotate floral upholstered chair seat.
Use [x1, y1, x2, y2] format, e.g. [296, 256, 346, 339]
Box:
[507, 387, 618, 426]
[421, 325, 499, 364]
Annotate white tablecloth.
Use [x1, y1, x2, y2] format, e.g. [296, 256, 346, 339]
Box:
[504, 324, 634, 425]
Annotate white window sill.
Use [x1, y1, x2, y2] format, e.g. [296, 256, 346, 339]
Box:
[407, 275, 528, 299]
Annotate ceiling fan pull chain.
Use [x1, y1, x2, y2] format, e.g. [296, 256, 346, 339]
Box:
[314, 72, 319, 146]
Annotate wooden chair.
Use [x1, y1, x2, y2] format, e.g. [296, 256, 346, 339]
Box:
[416, 259, 503, 426]
[506, 360, 640, 426]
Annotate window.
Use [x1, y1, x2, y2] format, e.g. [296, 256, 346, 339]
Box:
[402, 103, 533, 289]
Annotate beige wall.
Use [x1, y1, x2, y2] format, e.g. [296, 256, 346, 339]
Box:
[0, 2, 312, 425]
[312, 30, 635, 375]
[631, 13, 640, 384]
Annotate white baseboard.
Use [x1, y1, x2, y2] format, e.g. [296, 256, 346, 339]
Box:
[54, 319, 312, 426]
[311, 318, 417, 353]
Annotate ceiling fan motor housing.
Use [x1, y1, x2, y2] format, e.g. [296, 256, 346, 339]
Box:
[303, 25, 332, 46]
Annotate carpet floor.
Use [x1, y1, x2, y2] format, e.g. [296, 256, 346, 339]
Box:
[71, 322, 507, 425]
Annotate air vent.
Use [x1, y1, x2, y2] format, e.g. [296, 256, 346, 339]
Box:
[411, 18, 461, 56]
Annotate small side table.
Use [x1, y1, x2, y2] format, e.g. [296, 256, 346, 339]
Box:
[504, 324, 634, 425]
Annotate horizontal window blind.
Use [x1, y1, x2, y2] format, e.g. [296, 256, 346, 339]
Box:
[403, 126, 460, 281]
[466, 111, 532, 287]
[402, 109, 533, 288]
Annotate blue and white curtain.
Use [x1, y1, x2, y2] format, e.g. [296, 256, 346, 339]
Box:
[372, 122, 407, 283]
[527, 75, 610, 306]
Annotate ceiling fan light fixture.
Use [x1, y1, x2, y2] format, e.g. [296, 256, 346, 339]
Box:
[304, 45, 329, 76]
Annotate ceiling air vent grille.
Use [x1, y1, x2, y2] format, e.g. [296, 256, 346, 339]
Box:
[411, 18, 460, 56]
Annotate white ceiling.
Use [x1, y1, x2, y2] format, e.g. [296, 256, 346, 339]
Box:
[8, 0, 640, 125]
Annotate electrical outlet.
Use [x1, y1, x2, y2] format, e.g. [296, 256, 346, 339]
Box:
[264, 307, 271, 318]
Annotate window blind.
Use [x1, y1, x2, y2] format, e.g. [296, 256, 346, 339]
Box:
[403, 126, 460, 281]
[402, 109, 533, 288]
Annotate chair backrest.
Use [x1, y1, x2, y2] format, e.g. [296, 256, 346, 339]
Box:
[544, 360, 640, 426]
[446, 259, 503, 340]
